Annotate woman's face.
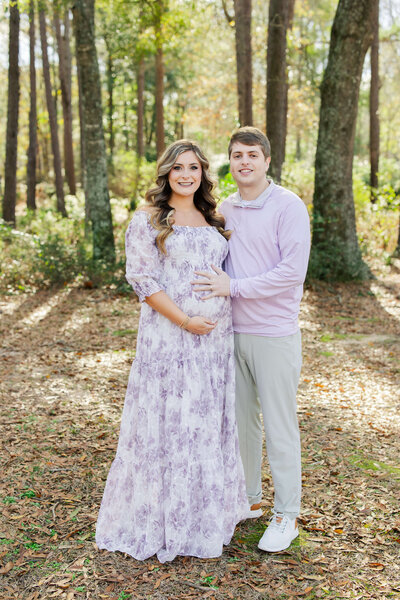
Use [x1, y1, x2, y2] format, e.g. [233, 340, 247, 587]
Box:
[168, 150, 202, 199]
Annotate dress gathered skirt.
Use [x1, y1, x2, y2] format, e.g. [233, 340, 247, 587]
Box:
[95, 211, 249, 563]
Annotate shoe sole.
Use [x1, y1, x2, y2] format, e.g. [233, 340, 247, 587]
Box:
[258, 529, 299, 552]
[246, 508, 263, 519]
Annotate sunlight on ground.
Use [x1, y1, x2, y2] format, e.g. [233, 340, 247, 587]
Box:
[19, 291, 67, 328]
[0, 296, 26, 316]
[77, 348, 132, 370]
[59, 311, 91, 333]
[370, 282, 400, 323]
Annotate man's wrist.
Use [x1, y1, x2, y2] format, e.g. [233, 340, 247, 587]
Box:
[230, 278, 240, 298]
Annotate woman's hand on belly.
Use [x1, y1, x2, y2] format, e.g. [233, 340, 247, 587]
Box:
[185, 316, 217, 335]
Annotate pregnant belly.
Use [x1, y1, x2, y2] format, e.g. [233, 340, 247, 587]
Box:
[166, 283, 231, 321]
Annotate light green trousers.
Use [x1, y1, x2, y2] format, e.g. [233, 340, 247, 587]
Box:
[234, 331, 302, 518]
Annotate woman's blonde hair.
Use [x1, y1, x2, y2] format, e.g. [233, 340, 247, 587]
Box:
[145, 139, 229, 254]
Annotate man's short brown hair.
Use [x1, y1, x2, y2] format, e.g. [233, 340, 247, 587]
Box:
[228, 126, 271, 159]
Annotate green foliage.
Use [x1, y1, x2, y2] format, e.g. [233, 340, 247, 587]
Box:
[217, 171, 237, 200]
[353, 159, 400, 257]
[217, 163, 230, 179]
[2, 496, 17, 504]
[308, 156, 400, 281]
[308, 238, 371, 282]
[0, 196, 131, 293]
[20, 489, 36, 499]
[281, 158, 315, 206]
[108, 152, 156, 206]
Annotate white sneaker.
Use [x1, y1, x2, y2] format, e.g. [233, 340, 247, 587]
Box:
[246, 503, 263, 519]
[246, 507, 263, 519]
[258, 513, 299, 552]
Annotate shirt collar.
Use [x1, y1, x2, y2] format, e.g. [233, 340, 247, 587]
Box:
[230, 180, 275, 208]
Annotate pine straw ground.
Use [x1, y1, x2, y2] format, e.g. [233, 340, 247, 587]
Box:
[0, 261, 399, 600]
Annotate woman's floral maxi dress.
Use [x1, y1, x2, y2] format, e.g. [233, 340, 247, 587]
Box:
[96, 211, 248, 563]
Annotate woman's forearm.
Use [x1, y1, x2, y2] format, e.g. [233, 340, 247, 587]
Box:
[145, 290, 216, 335]
[145, 290, 188, 327]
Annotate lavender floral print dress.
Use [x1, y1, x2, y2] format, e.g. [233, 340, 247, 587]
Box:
[95, 211, 249, 563]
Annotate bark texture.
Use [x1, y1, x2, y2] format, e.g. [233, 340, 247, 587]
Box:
[234, 0, 253, 126]
[54, 8, 76, 195]
[395, 217, 400, 257]
[75, 35, 86, 191]
[137, 57, 145, 159]
[72, 0, 115, 263]
[2, 1, 20, 226]
[369, 0, 379, 202]
[311, 0, 376, 281]
[27, 0, 37, 211]
[266, 0, 294, 183]
[155, 0, 165, 157]
[105, 37, 115, 170]
[39, 2, 67, 217]
[132, 57, 145, 209]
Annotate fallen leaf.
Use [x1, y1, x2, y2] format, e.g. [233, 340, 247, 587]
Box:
[0, 561, 14, 574]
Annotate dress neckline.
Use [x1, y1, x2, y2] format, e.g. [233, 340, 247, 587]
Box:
[172, 224, 214, 229]
[135, 210, 214, 229]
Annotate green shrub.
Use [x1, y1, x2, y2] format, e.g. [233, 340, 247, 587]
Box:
[217, 163, 230, 179]
[281, 159, 315, 207]
[108, 152, 156, 209]
[217, 171, 237, 200]
[0, 205, 130, 293]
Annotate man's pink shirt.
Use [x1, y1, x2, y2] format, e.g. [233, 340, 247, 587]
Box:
[220, 181, 311, 337]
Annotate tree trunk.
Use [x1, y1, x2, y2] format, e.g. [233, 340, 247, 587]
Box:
[369, 0, 379, 202]
[54, 8, 76, 195]
[2, 1, 20, 226]
[72, 0, 115, 263]
[266, 0, 294, 183]
[75, 33, 86, 191]
[27, 0, 37, 211]
[76, 47, 90, 234]
[234, 0, 253, 126]
[39, 2, 67, 217]
[310, 0, 376, 281]
[131, 57, 145, 210]
[155, 0, 165, 157]
[104, 36, 115, 171]
[395, 215, 400, 257]
[123, 78, 130, 152]
[137, 56, 145, 159]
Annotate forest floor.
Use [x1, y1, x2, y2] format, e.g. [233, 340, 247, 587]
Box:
[0, 259, 400, 600]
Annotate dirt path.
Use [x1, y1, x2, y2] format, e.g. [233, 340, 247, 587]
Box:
[1, 266, 399, 600]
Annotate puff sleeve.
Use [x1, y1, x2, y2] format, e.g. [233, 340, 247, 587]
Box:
[125, 211, 164, 302]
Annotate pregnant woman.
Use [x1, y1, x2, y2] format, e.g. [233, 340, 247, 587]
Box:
[95, 140, 249, 563]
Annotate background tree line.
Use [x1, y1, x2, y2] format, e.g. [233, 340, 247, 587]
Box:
[1, 0, 400, 285]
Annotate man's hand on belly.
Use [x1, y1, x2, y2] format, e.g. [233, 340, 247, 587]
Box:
[191, 265, 231, 299]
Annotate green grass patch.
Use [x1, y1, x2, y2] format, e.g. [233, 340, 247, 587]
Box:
[112, 328, 137, 337]
[24, 541, 43, 550]
[201, 575, 219, 588]
[2, 496, 17, 504]
[20, 488, 36, 499]
[320, 334, 332, 342]
[348, 454, 400, 476]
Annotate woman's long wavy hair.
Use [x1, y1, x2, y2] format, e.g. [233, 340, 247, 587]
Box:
[145, 140, 230, 254]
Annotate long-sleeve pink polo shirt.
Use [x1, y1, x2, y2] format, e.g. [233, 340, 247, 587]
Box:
[220, 181, 311, 337]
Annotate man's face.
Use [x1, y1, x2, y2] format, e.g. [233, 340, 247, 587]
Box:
[229, 142, 270, 189]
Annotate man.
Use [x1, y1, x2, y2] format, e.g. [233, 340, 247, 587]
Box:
[193, 127, 310, 552]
